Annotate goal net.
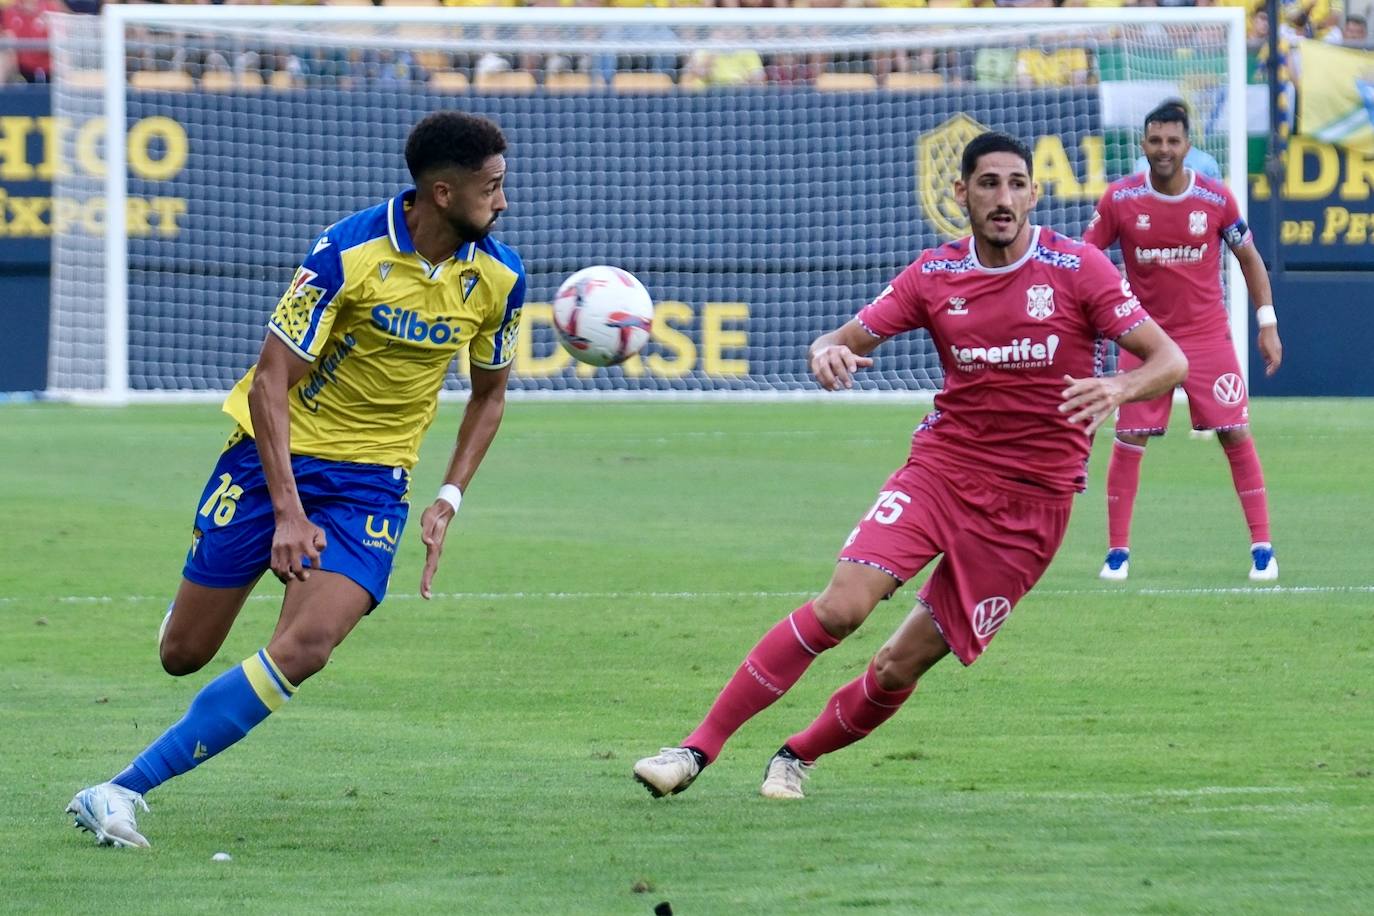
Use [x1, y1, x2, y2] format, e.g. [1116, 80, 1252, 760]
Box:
[46, 7, 1248, 401]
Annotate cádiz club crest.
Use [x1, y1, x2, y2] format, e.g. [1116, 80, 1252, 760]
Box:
[917, 113, 991, 240]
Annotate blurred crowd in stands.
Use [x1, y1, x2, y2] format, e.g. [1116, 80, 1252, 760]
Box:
[2, 0, 1370, 89]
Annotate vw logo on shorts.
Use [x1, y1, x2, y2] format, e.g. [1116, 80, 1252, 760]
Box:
[971, 596, 1012, 639]
[1212, 373, 1245, 407]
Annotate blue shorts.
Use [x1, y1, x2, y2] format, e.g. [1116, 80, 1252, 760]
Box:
[183, 435, 411, 608]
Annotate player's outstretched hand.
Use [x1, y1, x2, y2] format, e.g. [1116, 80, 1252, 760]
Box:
[1059, 373, 1126, 436]
[1258, 326, 1282, 376]
[271, 513, 327, 583]
[811, 344, 874, 391]
[419, 500, 455, 600]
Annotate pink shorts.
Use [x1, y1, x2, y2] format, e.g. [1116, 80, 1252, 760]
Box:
[838, 458, 1072, 666]
[1116, 335, 1250, 435]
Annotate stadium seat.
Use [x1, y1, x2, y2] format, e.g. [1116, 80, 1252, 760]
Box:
[815, 72, 878, 92]
[201, 71, 235, 92]
[610, 71, 674, 93]
[545, 72, 598, 93]
[885, 72, 944, 91]
[62, 70, 105, 90]
[474, 70, 537, 93]
[429, 71, 471, 93]
[201, 71, 262, 92]
[130, 70, 196, 91]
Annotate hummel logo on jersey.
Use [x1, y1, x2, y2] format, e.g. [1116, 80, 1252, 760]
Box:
[313, 236, 331, 255]
[379, 261, 393, 281]
[1189, 210, 1208, 236]
[950, 334, 1060, 370]
[1136, 213, 1151, 229]
[1025, 284, 1055, 320]
[947, 297, 968, 314]
[193, 741, 209, 760]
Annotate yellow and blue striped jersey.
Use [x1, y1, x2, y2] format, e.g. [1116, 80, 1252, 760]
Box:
[222, 189, 525, 470]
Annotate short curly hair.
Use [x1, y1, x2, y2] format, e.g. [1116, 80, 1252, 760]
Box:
[405, 111, 507, 182]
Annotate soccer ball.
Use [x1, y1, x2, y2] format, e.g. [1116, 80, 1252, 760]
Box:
[552, 266, 654, 367]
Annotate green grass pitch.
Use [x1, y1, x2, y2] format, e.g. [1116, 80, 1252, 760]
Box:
[1, 399, 1371, 914]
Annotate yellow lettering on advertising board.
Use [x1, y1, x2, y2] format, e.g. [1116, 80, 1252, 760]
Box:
[505, 301, 749, 380]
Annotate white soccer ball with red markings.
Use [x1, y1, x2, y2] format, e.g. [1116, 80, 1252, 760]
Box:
[552, 265, 654, 367]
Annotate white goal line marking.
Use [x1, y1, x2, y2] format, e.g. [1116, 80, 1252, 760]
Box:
[2, 584, 1371, 606]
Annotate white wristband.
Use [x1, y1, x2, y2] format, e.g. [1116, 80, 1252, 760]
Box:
[1255, 305, 1277, 328]
[436, 483, 463, 514]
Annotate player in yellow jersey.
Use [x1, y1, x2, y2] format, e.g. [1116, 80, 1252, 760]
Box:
[66, 112, 525, 848]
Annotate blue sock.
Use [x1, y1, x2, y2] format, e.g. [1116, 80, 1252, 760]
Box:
[112, 649, 297, 796]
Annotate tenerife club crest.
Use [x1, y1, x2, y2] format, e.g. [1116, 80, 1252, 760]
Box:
[917, 113, 990, 240]
[1189, 210, 1209, 236]
[1026, 284, 1055, 320]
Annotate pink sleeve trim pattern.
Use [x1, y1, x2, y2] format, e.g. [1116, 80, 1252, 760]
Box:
[1111, 316, 1151, 341]
[856, 315, 887, 339]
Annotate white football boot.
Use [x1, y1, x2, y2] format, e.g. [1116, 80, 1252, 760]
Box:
[1249, 543, 1278, 582]
[67, 783, 151, 848]
[1099, 548, 1130, 582]
[760, 749, 812, 800]
[633, 747, 702, 798]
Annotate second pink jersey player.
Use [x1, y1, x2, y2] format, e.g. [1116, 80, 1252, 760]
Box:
[1083, 169, 1251, 346]
[858, 225, 1148, 494]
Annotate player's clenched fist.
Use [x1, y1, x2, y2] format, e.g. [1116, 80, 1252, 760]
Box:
[811, 345, 874, 391]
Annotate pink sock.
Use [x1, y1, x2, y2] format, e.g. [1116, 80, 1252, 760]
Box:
[786, 661, 916, 763]
[1223, 437, 1271, 544]
[682, 602, 840, 763]
[1106, 439, 1146, 549]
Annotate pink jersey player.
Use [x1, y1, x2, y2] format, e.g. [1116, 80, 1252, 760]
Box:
[1084, 100, 1284, 585]
[633, 132, 1187, 802]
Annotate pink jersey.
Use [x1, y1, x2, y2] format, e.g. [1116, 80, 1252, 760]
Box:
[1083, 170, 1251, 343]
[857, 226, 1148, 494]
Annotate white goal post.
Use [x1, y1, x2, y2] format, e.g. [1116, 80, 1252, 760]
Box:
[46, 5, 1250, 403]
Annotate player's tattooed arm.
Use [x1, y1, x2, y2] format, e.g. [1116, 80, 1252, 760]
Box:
[1060, 320, 1187, 435]
[809, 319, 882, 391]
